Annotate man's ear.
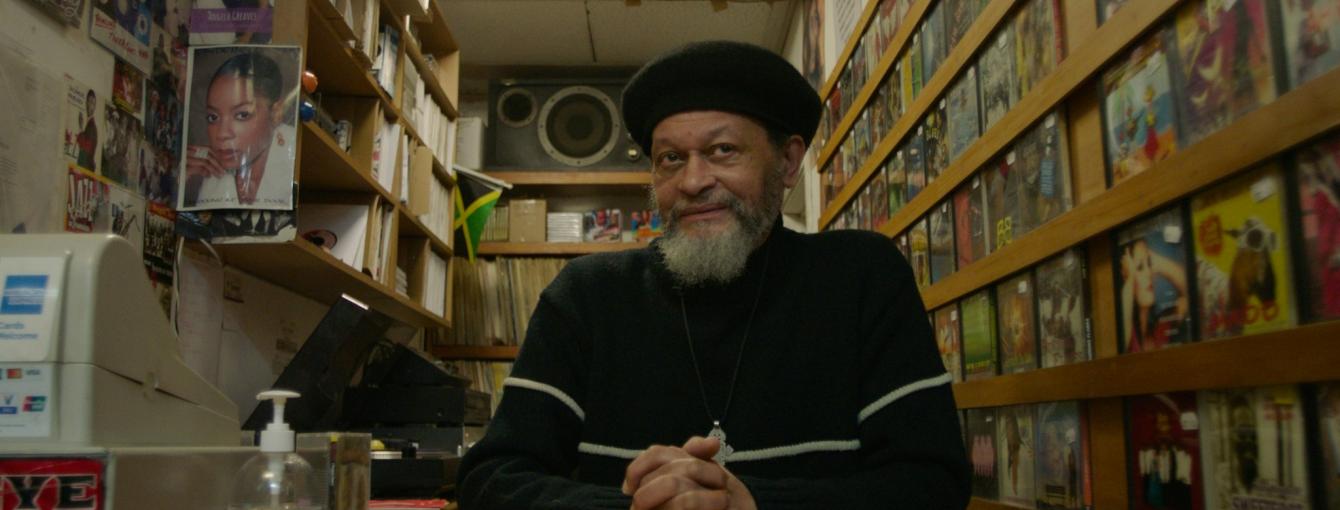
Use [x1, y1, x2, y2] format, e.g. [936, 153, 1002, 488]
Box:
[780, 135, 806, 189]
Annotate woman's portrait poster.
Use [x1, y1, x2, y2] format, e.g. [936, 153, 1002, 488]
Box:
[178, 44, 300, 211]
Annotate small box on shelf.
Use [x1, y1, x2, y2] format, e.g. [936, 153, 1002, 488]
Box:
[509, 199, 547, 243]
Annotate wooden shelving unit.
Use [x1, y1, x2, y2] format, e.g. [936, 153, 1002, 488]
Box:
[430, 345, 520, 361]
[475, 241, 649, 256]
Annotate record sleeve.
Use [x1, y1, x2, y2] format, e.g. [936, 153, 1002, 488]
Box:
[1199, 386, 1311, 510]
[997, 271, 1039, 375]
[1115, 205, 1193, 353]
[930, 200, 956, 283]
[1128, 392, 1203, 510]
[1018, 111, 1074, 232]
[1190, 164, 1296, 340]
[969, 407, 1000, 499]
[887, 153, 908, 215]
[999, 404, 1038, 507]
[1170, 0, 1278, 147]
[1316, 382, 1340, 510]
[947, 0, 985, 50]
[933, 305, 962, 382]
[955, 175, 990, 268]
[1037, 248, 1091, 369]
[1102, 29, 1179, 185]
[980, 28, 1019, 132]
[921, 1, 948, 83]
[1279, 0, 1340, 91]
[987, 152, 1023, 250]
[948, 67, 982, 162]
[961, 288, 999, 381]
[906, 134, 928, 201]
[910, 217, 932, 290]
[1014, 0, 1065, 99]
[1036, 400, 1088, 509]
[925, 100, 951, 182]
[1294, 131, 1340, 321]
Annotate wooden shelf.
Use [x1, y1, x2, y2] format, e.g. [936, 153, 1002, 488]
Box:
[953, 321, 1340, 409]
[917, 65, 1340, 310]
[417, 0, 460, 57]
[310, 0, 357, 42]
[403, 35, 458, 121]
[475, 242, 650, 256]
[305, 3, 378, 97]
[299, 121, 394, 202]
[819, 0, 1181, 230]
[211, 238, 447, 329]
[396, 205, 453, 257]
[484, 171, 652, 186]
[431, 345, 519, 361]
[817, 0, 892, 100]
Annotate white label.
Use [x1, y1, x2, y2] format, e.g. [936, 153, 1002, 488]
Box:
[972, 176, 981, 189]
[0, 257, 67, 363]
[939, 99, 946, 109]
[1018, 280, 1028, 294]
[1163, 225, 1183, 244]
[1045, 114, 1056, 128]
[1007, 151, 1016, 165]
[942, 203, 949, 213]
[951, 310, 957, 320]
[1251, 177, 1276, 202]
[0, 363, 55, 438]
[967, 68, 975, 80]
[918, 126, 924, 136]
[997, 33, 1008, 48]
[1180, 411, 1199, 431]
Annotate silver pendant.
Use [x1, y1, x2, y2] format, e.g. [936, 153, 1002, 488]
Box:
[707, 421, 734, 464]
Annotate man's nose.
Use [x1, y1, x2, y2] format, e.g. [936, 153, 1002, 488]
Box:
[677, 154, 717, 196]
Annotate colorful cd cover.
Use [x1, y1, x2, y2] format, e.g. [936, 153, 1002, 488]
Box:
[947, 0, 985, 50]
[1115, 205, 1193, 353]
[1128, 392, 1203, 510]
[1295, 131, 1340, 322]
[910, 217, 932, 290]
[997, 271, 1039, 375]
[1191, 164, 1296, 340]
[1037, 248, 1091, 369]
[955, 175, 990, 268]
[1315, 382, 1340, 510]
[1018, 111, 1074, 233]
[1279, 0, 1340, 90]
[933, 305, 962, 382]
[969, 407, 1000, 499]
[921, 0, 948, 84]
[948, 67, 982, 162]
[1199, 386, 1311, 510]
[1102, 29, 1180, 185]
[930, 200, 957, 283]
[1014, 0, 1065, 99]
[1036, 400, 1088, 509]
[980, 28, 1020, 132]
[1170, 0, 1279, 146]
[961, 288, 999, 381]
[999, 403, 1038, 507]
[906, 133, 928, 200]
[987, 152, 1023, 250]
[925, 101, 951, 183]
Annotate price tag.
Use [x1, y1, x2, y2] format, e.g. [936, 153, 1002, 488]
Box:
[1163, 225, 1183, 244]
[1251, 177, 1276, 202]
[1007, 151, 1016, 165]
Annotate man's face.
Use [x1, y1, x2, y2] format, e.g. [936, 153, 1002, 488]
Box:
[649, 111, 797, 242]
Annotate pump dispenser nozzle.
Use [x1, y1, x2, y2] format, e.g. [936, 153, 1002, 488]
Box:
[257, 389, 300, 453]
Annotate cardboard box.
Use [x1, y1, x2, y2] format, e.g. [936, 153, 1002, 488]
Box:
[509, 199, 547, 243]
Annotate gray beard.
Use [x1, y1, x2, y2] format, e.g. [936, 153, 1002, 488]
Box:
[653, 170, 785, 288]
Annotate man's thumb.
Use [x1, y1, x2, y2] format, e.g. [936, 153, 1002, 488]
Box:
[682, 435, 720, 460]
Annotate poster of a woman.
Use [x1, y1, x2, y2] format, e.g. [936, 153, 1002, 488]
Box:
[178, 45, 299, 211]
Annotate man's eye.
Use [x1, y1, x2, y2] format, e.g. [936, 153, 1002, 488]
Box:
[711, 144, 737, 156]
[656, 152, 682, 167]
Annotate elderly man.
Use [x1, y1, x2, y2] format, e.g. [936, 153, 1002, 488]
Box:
[457, 40, 969, 510]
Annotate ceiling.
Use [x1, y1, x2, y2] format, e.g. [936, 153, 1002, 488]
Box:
[441, 0, 798, 93]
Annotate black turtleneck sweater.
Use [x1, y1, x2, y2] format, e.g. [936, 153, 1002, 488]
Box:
[456, 223, 971, 509]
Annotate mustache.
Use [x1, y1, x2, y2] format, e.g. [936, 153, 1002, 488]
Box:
[668, 191, 745, 223]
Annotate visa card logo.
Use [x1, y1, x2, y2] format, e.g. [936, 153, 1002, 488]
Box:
[0, 275, 47, 315]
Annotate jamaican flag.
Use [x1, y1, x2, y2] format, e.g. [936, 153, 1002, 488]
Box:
[453, 167, 506, 262]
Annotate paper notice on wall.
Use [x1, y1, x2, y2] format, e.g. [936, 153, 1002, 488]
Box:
[0, 39, 64, 234]
[830, 0, 862, 64]
[176, 247, 223, 386]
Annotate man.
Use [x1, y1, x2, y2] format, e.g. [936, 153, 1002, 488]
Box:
[457, 41, 969, 509]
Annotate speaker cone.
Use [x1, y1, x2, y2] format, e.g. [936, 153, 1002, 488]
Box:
[497, 88, 537, 128]
[538, 86, 621, 167]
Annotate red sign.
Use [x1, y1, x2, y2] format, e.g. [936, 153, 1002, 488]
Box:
[0, 459, 103, 510]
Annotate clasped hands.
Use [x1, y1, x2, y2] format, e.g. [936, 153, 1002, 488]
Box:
[621, 436, 756, 510]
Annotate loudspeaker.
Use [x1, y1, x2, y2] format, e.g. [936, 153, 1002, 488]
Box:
[486, 79, 646, 170]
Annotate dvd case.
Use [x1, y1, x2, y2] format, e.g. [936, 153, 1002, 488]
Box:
[925, 100, 951, 182]
[930, 200, 956, 283]
[922, 1, 948, 84]
[871, 165, 890, 228]
[1199, 386, 1311, 510]
[947, 0, 985, 50]
[908, 33, 924, 100]
[961, 288, 999, 381]
[1190, 164, 1296, 340]
[1102, 28, 1179, 185]
[997, 271, 1039, 375]
[933, 305, 962, 382]
[969, 407, 1000, 499]
[910, 217, 932, 290]
[955, 175, 990, 268]
[1127, 392, 1203, 510]
[1037, 249, 1091, 369]
[1035, 400, 1088, 510]
[1115, 206, 1193, 353]
[1018, 111, 1074, 233]
[887, 153, 908, 215]
[1170, 0, 1278, 146]
[987, 152, 1023, 250]
[1279, 0, 1340, 90]
[999, 404, 1038, 507]
[907, 133, 928, 200]
[886, 63, 904, 119]
[980, 28, 1019, 132]
[1316, 382, 1340, 510]
[1294, 131, 1340, 322]
[1015, 0, 1065, 99]
[895, 232, 911, 260]
[948, 67, 982, 162]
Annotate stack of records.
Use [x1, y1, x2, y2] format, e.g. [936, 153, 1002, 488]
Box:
[547, 212, 584, 243]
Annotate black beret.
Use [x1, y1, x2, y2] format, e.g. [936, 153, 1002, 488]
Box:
[621, 40, 823, 155]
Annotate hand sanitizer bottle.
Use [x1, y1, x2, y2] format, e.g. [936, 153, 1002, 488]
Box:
[229, 390, 323, 510]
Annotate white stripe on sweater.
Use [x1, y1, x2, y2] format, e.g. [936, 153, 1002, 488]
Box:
[857, 372, 953, 424]
[577, 439, 862, 463]
[503, 377, 585, 421]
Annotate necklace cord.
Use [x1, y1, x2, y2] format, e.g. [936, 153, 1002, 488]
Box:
[679, 243, 772, 427]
